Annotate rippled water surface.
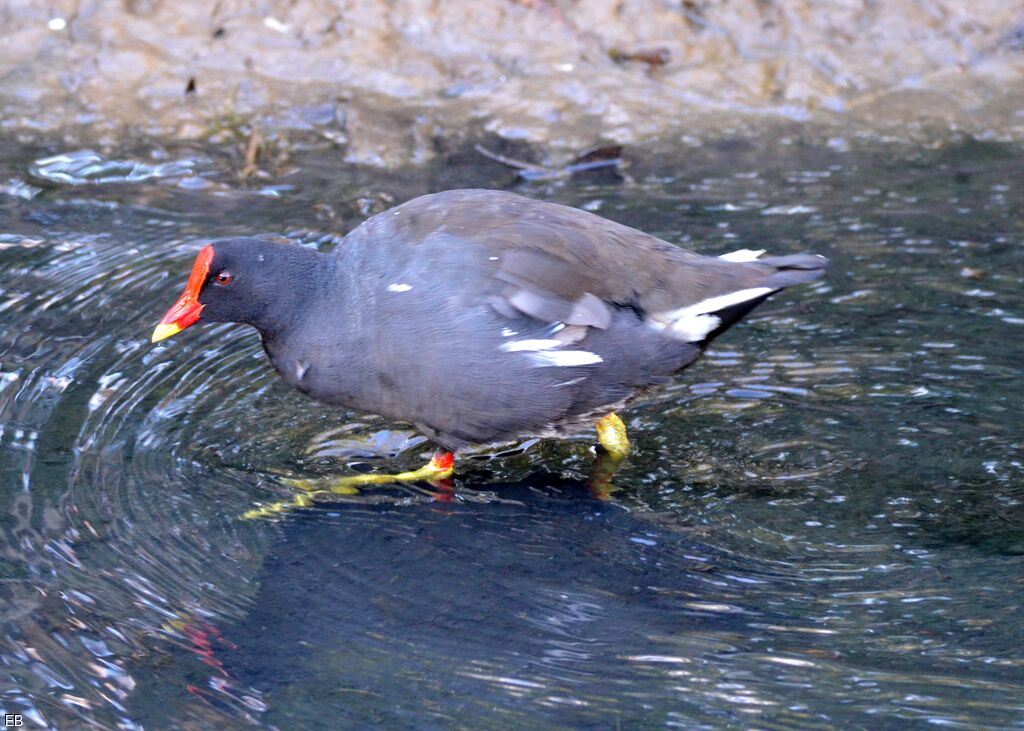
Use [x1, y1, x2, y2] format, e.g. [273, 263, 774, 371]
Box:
[1, 135, 1022, 729]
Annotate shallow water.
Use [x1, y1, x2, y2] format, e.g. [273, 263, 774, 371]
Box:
[0, 135, 1022, 729]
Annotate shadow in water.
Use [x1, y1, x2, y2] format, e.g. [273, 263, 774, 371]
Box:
[207, 475, 760, 728]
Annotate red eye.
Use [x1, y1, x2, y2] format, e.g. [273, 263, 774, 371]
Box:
[215, 271, 232, 285]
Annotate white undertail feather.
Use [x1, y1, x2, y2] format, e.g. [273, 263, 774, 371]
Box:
[669, 313, 722, 342]
[719, 248, 766, 262]
[650, 286, 774, 342]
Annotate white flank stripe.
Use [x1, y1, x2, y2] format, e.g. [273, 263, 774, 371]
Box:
[387, 283, 412, 292]
[501, 336, 602, 367]
[528, 351, 603, 367]
[719, 248, 766, 262]
[501, 339, 562, 352]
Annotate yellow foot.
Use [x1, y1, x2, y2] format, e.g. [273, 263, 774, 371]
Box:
[241, 452, 456, 520]
[596, 413, 630, 460]
[589, 413, 630, 499]
[241, 491, 315, 520]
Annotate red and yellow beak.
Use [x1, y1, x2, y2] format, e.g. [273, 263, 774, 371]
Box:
[151, 245, 214, 343]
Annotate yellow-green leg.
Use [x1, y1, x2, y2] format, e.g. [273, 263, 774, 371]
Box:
[241, 491, 317, 520]
[281, 451, 454, 492]
[242, 452, 455, 520]
[589, 413, 630, 498]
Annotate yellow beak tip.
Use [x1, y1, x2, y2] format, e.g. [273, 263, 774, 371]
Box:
[151, 323, 181, 343]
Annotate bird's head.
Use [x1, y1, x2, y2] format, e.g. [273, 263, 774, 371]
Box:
[151, 238, 324, 342]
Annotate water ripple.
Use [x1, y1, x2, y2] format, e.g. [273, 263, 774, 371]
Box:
[0, 137, 1022, 728]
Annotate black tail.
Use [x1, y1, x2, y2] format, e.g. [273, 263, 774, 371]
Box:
[704, 253, 827, 343]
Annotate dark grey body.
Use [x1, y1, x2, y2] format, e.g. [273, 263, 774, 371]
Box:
[206, 190, 825, 450]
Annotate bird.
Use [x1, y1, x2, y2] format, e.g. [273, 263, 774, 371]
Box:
[151, 189, 825, 508]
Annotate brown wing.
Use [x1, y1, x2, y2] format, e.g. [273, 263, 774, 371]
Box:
[374, 188, 825, 329]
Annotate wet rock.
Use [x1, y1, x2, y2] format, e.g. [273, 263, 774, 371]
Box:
[0, 0, 1023, 166]
[609, 47, 671, 67]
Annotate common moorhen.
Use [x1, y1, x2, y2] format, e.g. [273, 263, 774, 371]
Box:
[152, 189, 825, 498]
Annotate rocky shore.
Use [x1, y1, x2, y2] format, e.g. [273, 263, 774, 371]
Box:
[2, 0, 1023, 165]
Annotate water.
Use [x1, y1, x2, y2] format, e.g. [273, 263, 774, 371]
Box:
[1, 134, 1022, 729]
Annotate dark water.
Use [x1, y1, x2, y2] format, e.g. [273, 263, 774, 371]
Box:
[1, 134, 1022, 729]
